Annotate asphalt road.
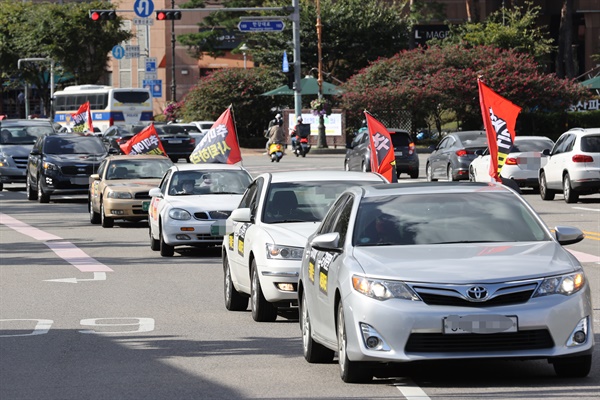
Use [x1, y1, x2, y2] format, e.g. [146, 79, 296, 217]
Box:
[1, 151, 599, 400]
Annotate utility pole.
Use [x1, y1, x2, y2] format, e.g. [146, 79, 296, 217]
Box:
[17, 58, 55, 118]
[291, 0, 302, 118]
[171, 0, 177, 102]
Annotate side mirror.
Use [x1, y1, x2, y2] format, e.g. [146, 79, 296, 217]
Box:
[108, 147, 120, 154]
[542, 148, 550, 156]
[230, 208, 252, 223]
[553, 226, 584, 246]
[30, 149, 40, 156]
[475, 149, 484, 156]
[310, 232, 342, 253]
[148, 187, 163, 198]
[90, 174, 100, 181]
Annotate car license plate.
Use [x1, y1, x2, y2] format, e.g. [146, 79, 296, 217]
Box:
[142, 201, 150, 211]
[169, 140, 182, 144]
[395, 151, 403, 156]
[443, 315, 517, 334]
[71, 177, 89, 185]
[210, 221, 225, 236]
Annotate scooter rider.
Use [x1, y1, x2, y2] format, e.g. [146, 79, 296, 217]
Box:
[290, 116, 303, 151]
[266, 118, 287, 153]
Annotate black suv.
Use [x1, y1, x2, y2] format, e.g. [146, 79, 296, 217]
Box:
[0, 119, 56, 191]
[26, 134, 108, 203]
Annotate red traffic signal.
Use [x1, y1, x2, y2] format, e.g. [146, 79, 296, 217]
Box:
[89, 10, 117, 21]
[156, 10, 182, 21]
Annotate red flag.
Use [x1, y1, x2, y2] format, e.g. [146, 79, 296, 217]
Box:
[364, 111, 397, 182]
[70, 101, 94, 133]
[120, 124, 168, 157]
[478, 80, 522, 182]
[189, 106, 242, 164]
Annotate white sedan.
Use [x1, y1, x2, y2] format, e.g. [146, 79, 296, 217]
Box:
[222, 171, 387, 322]
[469, 136, 554, 190]
[148, 164, 252, 257]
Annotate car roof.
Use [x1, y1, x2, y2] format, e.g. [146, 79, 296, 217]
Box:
[564, 127, 600, 135]
[258, 170, 386, 183]
[358, 181, 510, 198]
[168, 163, 248, 172]
[105, 154, 171, 161]
[0, 119, 53, 127]
[514, 136, 554, 141]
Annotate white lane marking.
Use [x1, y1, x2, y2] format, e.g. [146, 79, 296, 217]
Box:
[394, 378, 431, 399]
[45, 272, 107, 283]
[573, 207, 600, 212]
[0, 319, 53, 337]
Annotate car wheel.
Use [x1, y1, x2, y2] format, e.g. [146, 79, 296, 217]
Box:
[426, 163, 437, 182]
[539, 172, 555, 201]
[552, 355, 592, 378]
[361, 161, 367, 172]
[409, 171, 418, 179]
[251, 259, 277, 322]
[223, 255, 248, 311]
[0, 183, 3, 191]
[301, 294, 334, 363]
[26, 174, 37, 201]
[337, 302, 372, 383]
[149, 224, 160, 251]
[37, 178, 50, 203]
[469, 166, 476, 182]
[344, 160, 350, 171]
[89, 197, 100, 224]
[159, 224, 175, 257]
[563, 173, 579, 204]
[447, 164, 456, 181]
[170, 157, 178, 163]
[100, 202, 114, 228]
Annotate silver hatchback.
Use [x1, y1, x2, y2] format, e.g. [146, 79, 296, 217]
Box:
[298, 182, 593, 383]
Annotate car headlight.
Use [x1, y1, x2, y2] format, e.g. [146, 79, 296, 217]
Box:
[534, 271, 586, 297]
[0, 156, 9, 167]
[43, 161, 58, 171]
[106, 191, 133, 199]
[168, 208, 191, 220]
[352, 275, 420, 301]
[266, 244, 304, 260]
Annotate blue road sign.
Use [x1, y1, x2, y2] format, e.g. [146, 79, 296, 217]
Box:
[238, 20, 285, 32]
[112, 45, 125, 60]
[134, 0, 154, 18]
[143, 79, 162, 98]
[282, 51, 289, 73]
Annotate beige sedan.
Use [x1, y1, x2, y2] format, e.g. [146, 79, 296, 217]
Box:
[88, 154, 173, 228]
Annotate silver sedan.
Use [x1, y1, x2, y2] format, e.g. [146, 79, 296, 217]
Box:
[298, 182, 593, 383]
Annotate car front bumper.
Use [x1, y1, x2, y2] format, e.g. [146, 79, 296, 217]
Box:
[257, 259, 302, 304]
[0, 167, 26, 184]
[103, 198, 151, 220]
[342, 285, 594, 363]
[162, 218, 226, 246]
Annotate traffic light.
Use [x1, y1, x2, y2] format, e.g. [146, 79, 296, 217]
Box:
[156, 10, 182, 21]
[89, 10, 117, 21]
[286, 67, 295, 90]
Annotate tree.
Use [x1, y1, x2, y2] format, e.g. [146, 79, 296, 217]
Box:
[0, 0, 132, 116]
[180, 67, 283, 143]
[556, 0, 575, 78]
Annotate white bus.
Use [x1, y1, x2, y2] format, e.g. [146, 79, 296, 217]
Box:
[53, 85, 153, 132]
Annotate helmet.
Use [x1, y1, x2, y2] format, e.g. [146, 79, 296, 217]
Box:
[297, 116, 303, 122]
[275, 113, 282, 119]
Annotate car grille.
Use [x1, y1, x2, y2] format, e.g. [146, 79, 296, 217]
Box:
[411, 283, 537, 307]
[13, 156, 29, 169]
[134, 192, 150, 200]
[60, 165, 95, 176]
[405, 330, 554, 352]
[194, 210, 231, 220]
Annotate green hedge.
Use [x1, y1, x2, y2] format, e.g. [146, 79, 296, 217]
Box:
[517, 110, 600, 141]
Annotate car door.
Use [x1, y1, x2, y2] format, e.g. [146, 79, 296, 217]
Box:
[90, 159, 108, 212]
[430, 136, 452, 177]
[149, 169, 172, 236]
[27, 137, 44, 187]
[472, 148, 492, 182]
[545, 134, 575, 190]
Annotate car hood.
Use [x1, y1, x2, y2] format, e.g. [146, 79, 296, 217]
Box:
[264, 222, 320, 246]
[1, 144, 33, 156]
[352, 242, 579, 283]
[45, 154, 105, 163]
[105, 179, 162, 189]
[168, 194, 242, 210]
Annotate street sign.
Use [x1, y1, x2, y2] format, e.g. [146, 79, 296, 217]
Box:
[145, 57, 157, 73]
[282, 51, 289, 73]
[112, 45, 125, 60]
[133, 17, 154, 26]
[238, 20, 285, 32]
[143, 79, 162, 98]
[125, 45, 140, 59]
[134, 0, 154, 18]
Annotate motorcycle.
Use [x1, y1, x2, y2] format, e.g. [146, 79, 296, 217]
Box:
[269, 143, 284, 162]
[293, 137, 311, 157]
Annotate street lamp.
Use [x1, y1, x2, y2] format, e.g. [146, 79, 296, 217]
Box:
[316, 0, 327, 148]
[240, 43, 249, 69]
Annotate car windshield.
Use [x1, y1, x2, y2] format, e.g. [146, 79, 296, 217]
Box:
[168, 170, 252, 196]
[0, 125, 54, 144]
[44, 137, 106, 155]
[353, 192, 549, 246]
[263, 180, 382, 224]
[106, 158, 173, 180]
[511, 139, 554, 152]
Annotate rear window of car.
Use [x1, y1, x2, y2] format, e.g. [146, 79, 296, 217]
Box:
[512, 139, 554, 152]
[581, 135, 600, 152]
[390, 132, 411, 147]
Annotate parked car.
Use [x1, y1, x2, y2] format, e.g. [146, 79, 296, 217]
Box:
[26, 134, 108, 203]
[539, 127, 600, 203]
[222, 171, 387, 323]
[344, 128, 419, 178]
[0, 119, 56, 191]
[88, 155, 173, 227]
[189, 121, 216, 135]
[298, 182, 592, 383]
[469, 136, 555, 190]
[426, 131, 487, 181]
[163, 123, 204, 146]
[148, 164, 253, 257]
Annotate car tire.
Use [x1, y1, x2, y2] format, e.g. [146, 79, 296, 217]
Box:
[344, 160, 350, 171]
[37, 178, 50, 203]
[447, 164, 456, 181]
[552, 355, 592, 378]
[26, 175, 37, 201]
[409, 171, 418, 179]
[170, 157, 178, 163]
[539, 172, 555, 201]
[563, 173, 579, 204]
[361, 161, 368, 172]
[100, 202, 114, 228]
[0, 183, 3, 191]
[469, 167, 476, 182]
[301, 294, 334, 363]
[426, 163, 437, 182]
[337, 302, 372, 383]
[159, 224, 175, 257]
[89, 197, 100, 224]
[251, 260, 277, 322]
[223, 255, 248, 311]
[149, 225, 160, 251]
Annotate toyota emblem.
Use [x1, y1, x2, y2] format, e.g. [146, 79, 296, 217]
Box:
[467, 286, 488, 300]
